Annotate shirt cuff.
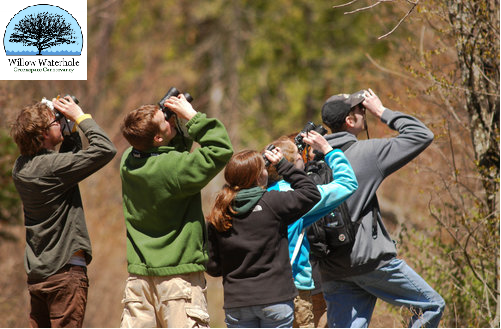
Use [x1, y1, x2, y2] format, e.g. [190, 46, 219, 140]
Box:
[75, 114, 92, 126]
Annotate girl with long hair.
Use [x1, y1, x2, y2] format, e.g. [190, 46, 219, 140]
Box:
[206, 145, 321, 328]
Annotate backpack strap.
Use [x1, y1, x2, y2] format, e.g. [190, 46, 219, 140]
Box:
[290, 228, 306, 265]
[340, 140, 356, 152]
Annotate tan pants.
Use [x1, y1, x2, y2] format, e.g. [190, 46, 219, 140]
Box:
[311, 292, 328, 328]
[120, 271, 210, 328]
[293, 290, 315, 328]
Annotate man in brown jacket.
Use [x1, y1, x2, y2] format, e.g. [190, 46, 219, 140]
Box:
[10, 96, 116, 327]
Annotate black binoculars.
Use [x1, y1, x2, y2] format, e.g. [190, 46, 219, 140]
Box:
[158, 87, 193, 120]
[294, 122, 327, 153]
[54, 95, 79, 121]
[263, 144, 276, 167]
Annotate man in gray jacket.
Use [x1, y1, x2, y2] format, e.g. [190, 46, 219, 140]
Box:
[317, 88, 445, 327]
[11, 96, 116, 327]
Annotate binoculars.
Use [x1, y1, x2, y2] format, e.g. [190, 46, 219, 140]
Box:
[294, 121, 327, 153]
[263, 144, 276, 167]
[53, 95, 79, 121]
[158, 87, 193, 120]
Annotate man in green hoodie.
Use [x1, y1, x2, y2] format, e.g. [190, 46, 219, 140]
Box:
[119, 93, 233, 328]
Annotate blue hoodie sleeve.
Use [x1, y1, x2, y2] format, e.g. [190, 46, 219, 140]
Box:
[300, 149, 358, 228]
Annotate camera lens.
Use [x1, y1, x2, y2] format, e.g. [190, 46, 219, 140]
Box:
[54, 111, 63, 120]
[183, 93, 194, 103]
[304, 122, 316, 132]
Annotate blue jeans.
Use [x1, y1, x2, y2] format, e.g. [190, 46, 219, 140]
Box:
[322, 258, 445, 328]
[224, 300, 294, 328]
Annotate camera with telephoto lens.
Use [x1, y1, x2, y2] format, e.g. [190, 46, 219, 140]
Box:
[158, 87, 194, 120]
[263, 144, 276, 167]
[294, 121, 328, 153]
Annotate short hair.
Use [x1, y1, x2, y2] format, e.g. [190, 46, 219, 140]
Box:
[266, 136, 297, 184]
[121, 105, 161, 151]
[325, 108, 357, 133]
[10, 102, 53, 156]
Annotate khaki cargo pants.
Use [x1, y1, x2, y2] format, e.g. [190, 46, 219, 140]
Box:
[293, 289, 315, 328]
[120, 271, 210, 328]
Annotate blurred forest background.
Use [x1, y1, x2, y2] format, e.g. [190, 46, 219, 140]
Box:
[0, 0, 498, 327]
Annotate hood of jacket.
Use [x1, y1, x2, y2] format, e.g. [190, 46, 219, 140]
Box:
[232, 186, 266, 217]
[324, 131, 358, 149]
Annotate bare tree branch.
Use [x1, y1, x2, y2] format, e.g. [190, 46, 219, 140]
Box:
[378, 0, 419, 39]
[429, 199, 499, 298]
[364, 53, 418, 82]
[333, 0, 395, 11]
[332, 0, 363, 9]
[344, 1, 391, 15]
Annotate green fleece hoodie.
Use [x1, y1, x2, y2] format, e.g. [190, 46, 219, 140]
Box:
[120, 112, 233, 276]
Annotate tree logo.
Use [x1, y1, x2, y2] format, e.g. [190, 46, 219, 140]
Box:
[4, 4, 82, 56]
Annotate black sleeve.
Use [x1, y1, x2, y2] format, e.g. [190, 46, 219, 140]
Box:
[206, 223, 222, 277]
[264, 159, 321, 225]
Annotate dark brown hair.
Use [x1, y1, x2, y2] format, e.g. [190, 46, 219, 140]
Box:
[121, 105, 161, 151]
[10, 103, 53, 156]
[327, 106, 360, 133]
[207, 150, 265, 232]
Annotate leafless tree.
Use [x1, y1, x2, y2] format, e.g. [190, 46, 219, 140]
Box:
[9, 12, 76, 55]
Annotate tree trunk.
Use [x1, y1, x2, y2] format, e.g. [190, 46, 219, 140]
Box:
[447, 0, 500, 212]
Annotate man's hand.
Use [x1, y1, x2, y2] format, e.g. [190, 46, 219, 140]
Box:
[362, 88, 385, 118]
[163, 94, 197, 121]
[52, 96, 85, 122]
[302, 130, 333, 155]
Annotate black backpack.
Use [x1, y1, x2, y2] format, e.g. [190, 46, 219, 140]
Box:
[305, 141, 379, 259]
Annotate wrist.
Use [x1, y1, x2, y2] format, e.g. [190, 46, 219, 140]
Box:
[75, 113, 92, 125]
[323, 147, 334, 155]
[375, 106, 385, 117]
[184, 109, 198, 121]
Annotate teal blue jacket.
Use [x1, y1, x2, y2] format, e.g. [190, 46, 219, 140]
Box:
[267, 149, 357, 290]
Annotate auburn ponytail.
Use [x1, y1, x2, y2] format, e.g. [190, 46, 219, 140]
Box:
[207, 150, 264, 232]
[207, 184, 238, 232]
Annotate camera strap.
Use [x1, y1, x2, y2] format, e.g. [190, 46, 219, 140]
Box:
[131, 149, 160, 159]
[363, 113, 370, 139]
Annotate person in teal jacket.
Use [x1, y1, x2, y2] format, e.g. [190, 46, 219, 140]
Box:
[119, 94, 233, 328]
[267, 131, 357, 327]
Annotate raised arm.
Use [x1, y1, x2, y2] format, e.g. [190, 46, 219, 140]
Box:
[363, 89, 434, 177]
[264, 159, 321, 225]
[50, 97, 116, 186]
